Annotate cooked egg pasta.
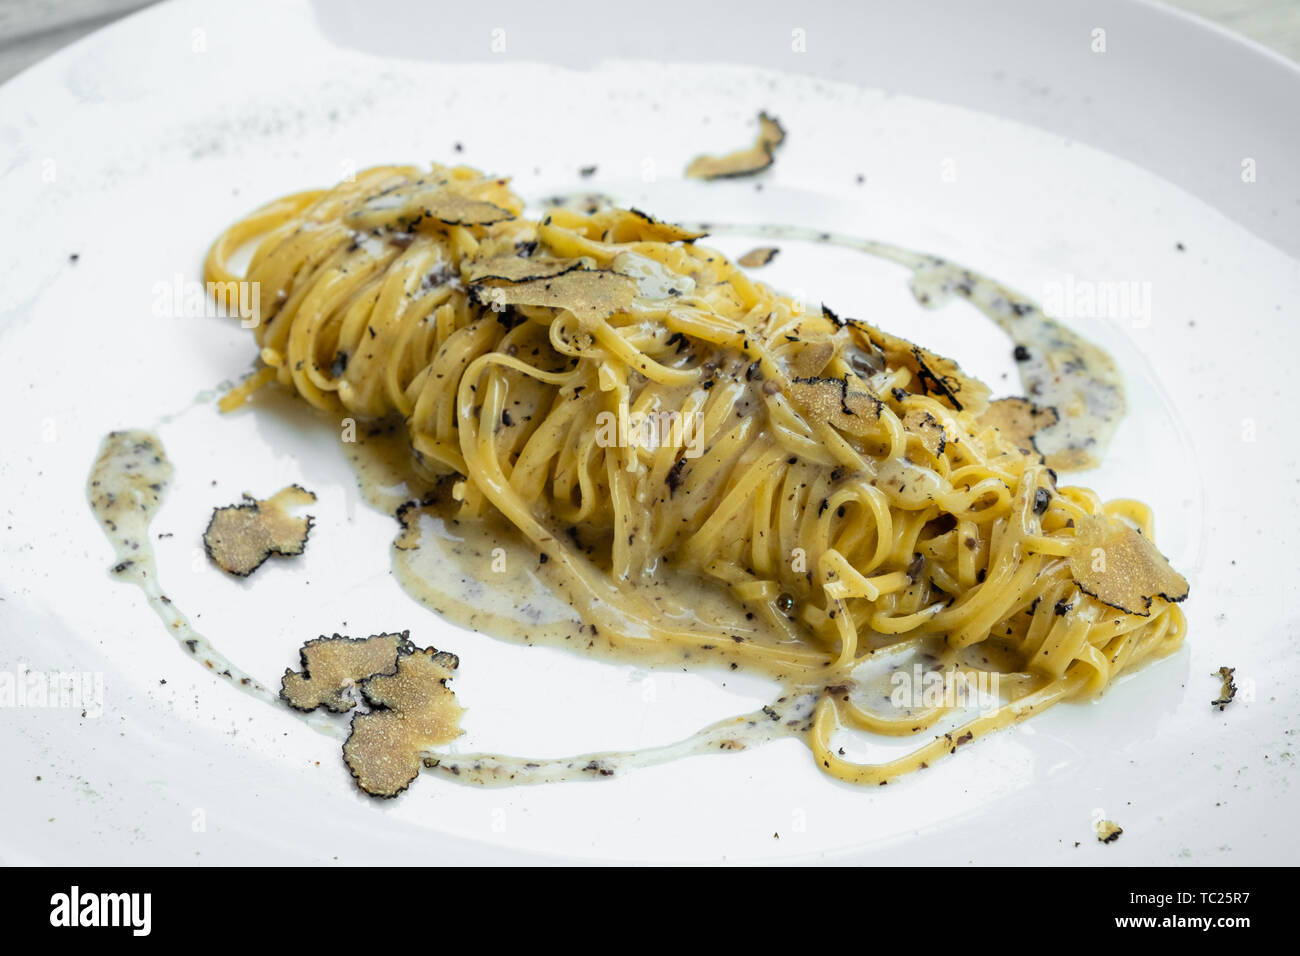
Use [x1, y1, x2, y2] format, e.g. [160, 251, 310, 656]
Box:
[206, 164, 1188, 785]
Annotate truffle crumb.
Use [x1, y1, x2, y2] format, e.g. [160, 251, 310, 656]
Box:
[1212, 666, 1237, 710]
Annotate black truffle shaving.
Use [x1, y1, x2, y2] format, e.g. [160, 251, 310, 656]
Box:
[202, 485, 316, 578]
[280, 632, 411, 713]
[666, 455, 688, 495]
[910, 346, 964, 411]
[822, 303, 847, 328]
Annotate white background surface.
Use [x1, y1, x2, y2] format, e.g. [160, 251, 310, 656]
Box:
[5, 0, 1300, 82]
[0, 0, 1297, 864]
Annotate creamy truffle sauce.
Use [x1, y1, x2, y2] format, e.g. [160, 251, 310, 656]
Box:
[88, 430, 346, 740]
[432, 693, 818, 787]
[88, 431, 268, 700]
[612, 250, 697, 300]
[327, 426, 994, 786]
[345, 425, 809, 675]
[688, 222, 1125, 470]
[87, 429, 839, 781]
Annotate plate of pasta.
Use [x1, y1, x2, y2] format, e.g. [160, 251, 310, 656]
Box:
[1, 0, 1297, 865]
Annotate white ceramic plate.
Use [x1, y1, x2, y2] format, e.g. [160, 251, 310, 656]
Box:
[2, 0, 1297, 865]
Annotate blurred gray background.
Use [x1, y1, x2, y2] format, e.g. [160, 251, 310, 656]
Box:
[1, 0, 1298, 82]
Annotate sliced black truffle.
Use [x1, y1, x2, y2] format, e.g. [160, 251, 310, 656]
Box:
[418, 193, 515, 226]
[737, 247, 779, 268]
[625, 207, 709, 243]
[902, 408, 947, 458]
[466, 254, 583, 284]
[1068, 514, 1189, 616]
[977, 397, 1060, 458]
[471, 269, 637, 324]
[685, 111, 786, 179]
[788, 339, 835, 378]
[281, 632, 409, 712]
[789, 376, 883, 438]
[859, 325, 989, 415]
[349, 186, 514, 230]
[343, 645, 465, 798]
[203, 485, 316, 577]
